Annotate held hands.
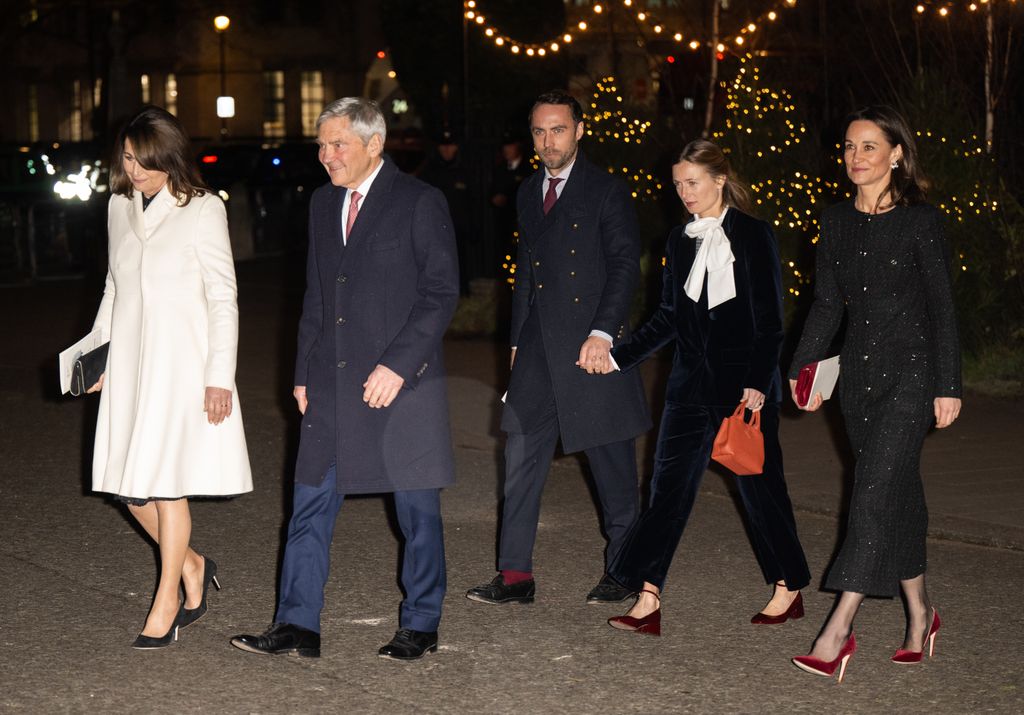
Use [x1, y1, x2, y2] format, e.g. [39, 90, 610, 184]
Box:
[204, 386, 233, 425]
[789, 378, 823, 411]
[934, 397, 961, 428]
[363, 364, 404, 408]
[575, 335, 614, 375]
[86, 373, 105, 394]
[741, 387, 766, 412]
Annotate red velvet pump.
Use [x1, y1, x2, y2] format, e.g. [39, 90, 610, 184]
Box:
[891, 608, 941, 664]
[751, 591, 804, 625]
[607, 589, 661, 637]
[792, 633, 857, 683]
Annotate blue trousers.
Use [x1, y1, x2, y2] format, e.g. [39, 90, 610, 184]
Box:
[275, 464, 446, 633]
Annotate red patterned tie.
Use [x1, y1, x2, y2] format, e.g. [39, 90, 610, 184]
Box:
[543, 177, 563, 215]
[345, 190, 362, 242]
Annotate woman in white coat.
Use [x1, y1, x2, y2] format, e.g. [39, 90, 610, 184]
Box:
[88, 106, 252, 648]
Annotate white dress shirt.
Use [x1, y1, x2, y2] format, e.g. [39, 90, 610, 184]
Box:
[341, 157, 385, 245]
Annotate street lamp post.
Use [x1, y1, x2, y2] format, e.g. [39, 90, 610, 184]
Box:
[213, 15, 233, 139]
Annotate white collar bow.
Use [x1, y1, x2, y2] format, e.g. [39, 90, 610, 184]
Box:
[682, 207, 736, 309]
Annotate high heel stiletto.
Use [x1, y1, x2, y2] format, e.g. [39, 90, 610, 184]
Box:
[132, 605, 184, 650]
[607, 589, 661, 636]
[179, 556, 220, 629]
[751, 591, 804, 625]
[792, 633, 857, 683]
[891, 608, 941, 664]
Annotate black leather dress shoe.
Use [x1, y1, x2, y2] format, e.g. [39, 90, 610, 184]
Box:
[230, 622, 321, 657]
[465, 574, 535, 604]
[586, 575, 635, 604]
[378, 628, 438, 661]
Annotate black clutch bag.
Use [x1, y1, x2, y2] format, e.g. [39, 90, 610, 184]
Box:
[70, 342, 110, 396]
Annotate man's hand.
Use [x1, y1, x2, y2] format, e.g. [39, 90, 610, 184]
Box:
[294, 386, 308, 415]
[363, 364, 404, 408]
[204, 386, 233, 425]
[575, 335, 613, 375]
[934, 397, 961, 428]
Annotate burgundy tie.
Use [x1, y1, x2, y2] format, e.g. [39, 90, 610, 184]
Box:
[345, 190, 362, 242]
[543, 177, 563, 215]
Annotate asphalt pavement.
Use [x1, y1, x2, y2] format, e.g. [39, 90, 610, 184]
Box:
[1, 258, 1021, 714]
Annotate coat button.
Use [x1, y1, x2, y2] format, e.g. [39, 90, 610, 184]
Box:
[569, 271, 576, 277]
[337, 361, 347, 368]
[337, 317, 346, 325]
[573, 297, 580, 303]
[337, 274, 347, 283]
[570, 249, 576, 255]
[537, 283, 544, 289]
[534, 260, 540, 267]
[572, 223, 578, 229]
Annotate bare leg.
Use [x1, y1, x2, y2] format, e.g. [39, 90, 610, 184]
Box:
[806, 591, 864, 660]
[899, 573, 932, 651]
[127, 502, 205, 609]
[622, 581, 660, 619]
[759, 580, 801, 617]
[137, 499, 191, 636]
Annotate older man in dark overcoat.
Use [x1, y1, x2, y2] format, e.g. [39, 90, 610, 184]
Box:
[467, 91, 651, 606]
[232, 98, 459, 661]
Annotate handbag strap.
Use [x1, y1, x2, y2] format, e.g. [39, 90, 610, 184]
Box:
[735, 400, 761, 429]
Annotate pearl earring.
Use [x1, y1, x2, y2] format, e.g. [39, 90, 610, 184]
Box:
[891, 160, 899, 170]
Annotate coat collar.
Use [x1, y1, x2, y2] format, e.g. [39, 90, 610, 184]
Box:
[341, 156, 398, 250]
[521, 153, 590, 244]
[128, 185, 178, 241]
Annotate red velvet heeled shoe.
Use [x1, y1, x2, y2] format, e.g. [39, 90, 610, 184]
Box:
[891, 608, 941, 664]
[792, 633, 857, 683]
[607, 589, 661, 636]
[751, 591, 804, 625]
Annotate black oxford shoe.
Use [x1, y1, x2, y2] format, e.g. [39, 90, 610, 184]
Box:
[465, 574, 536, 604]
[230, 622, 321, 657]
[378, 628, 438, 661]
[586, 575, 635, 604]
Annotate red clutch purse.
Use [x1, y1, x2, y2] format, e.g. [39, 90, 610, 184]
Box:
[711, 401, 765, 476]
[795, 361, 818, 408]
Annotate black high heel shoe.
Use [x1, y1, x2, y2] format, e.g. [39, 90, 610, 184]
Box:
[132, 605, 184, 650]
[179, 556, 220, 629]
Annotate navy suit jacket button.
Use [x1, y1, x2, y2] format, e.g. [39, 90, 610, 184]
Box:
[337, 361, 347, 369]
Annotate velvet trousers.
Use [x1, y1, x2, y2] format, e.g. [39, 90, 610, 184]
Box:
[609, 403, 810, 592]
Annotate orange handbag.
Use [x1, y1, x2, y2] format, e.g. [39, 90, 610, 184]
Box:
[711, 400, 765, 476]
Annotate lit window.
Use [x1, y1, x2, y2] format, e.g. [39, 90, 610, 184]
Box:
[165, 74, 178, 116]
[140, 74, 150, 104]
[263, 70, 286, 139]
[28, 85, 39, 142]
[301, 71, 324, 138]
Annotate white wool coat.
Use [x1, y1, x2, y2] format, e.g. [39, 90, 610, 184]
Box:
[91, 188, 252, 500]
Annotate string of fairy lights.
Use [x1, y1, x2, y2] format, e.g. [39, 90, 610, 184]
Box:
[490, 3, 1012, 288]
[463, 0, 802, 58]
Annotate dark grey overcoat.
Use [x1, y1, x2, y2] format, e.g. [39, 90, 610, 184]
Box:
[501, 155, 651, 453]
[294, 157, 459, 493]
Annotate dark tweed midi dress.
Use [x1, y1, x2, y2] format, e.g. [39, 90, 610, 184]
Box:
[789, 200, 961, 597]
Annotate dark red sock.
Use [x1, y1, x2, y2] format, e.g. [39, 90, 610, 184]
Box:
[501, 569, 533, 585]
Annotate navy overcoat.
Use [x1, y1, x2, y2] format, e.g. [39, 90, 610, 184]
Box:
[501, 155, 651, 453]
[612, 208, 785, 406]
[294, 157, 459, 493]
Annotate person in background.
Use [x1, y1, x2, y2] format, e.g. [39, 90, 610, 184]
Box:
[490, 132, 532, 258]
[597, 139, 810, 637]
[88, 105, 252, 649]
[789, 105, 961, 682]
[420, 129, 473, 294]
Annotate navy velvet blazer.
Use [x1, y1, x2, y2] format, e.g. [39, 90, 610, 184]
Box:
[612, 208, 785, 407]
[294, 157, 460, 493]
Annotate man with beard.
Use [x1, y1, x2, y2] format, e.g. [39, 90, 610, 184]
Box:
[467, 91, 650, 607]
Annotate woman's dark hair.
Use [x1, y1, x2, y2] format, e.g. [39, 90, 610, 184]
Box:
[843, 105, 927, 208]
[109, 105, 209, 204]
[677, 139, 753, 214]
[530, 90, 584, 126]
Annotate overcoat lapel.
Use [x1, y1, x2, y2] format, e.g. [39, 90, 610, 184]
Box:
[340, 158, 398, 257]
[130, 187, 177, 241]
[519, 172, 545, 247]
[319, 185, 345, 271]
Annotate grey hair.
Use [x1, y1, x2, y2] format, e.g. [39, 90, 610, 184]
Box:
[315, 97, 387, 145]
